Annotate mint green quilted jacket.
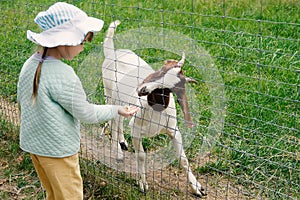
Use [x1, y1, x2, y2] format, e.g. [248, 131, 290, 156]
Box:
[17, 54, 119, 157]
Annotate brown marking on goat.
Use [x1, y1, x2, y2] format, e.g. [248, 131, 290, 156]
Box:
[164, 60, 179, 69]
[139, 60, 181, 88]
[164, 60, 194, 128]
[139, 58, 195, 128]
[171, 72, 194, 128]
[147, 88, 171, 111]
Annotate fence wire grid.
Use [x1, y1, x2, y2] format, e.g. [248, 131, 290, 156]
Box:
[0, 1, 299, 200]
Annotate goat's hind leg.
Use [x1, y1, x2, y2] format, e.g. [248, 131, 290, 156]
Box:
[170, 128, 206, 197]
[132, 136, 148, 193]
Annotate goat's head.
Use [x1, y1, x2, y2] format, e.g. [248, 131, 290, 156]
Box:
[137, 52, 197, 128]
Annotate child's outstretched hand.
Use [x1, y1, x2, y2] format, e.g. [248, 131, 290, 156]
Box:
[118, 105, 139, 118]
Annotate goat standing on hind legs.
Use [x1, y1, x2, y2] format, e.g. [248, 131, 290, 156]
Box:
[102, 20, 207, 197]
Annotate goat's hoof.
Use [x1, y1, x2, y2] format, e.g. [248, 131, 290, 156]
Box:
[137, 180, 148, 193]
[192, 186, 207, 198]
[193, 192, 203, 198]
[193, 193, 202, 198]
[201, 187, 207, 196]
[120, 142, 128, 151]
[193, 189, 207, 198]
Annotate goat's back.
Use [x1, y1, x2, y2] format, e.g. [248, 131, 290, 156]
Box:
[102, 49, 154, 106]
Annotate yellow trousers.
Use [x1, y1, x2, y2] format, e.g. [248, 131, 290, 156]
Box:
[31, 153, 83, 200]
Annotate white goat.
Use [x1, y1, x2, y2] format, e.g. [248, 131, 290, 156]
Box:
[102, 20, 206, 197]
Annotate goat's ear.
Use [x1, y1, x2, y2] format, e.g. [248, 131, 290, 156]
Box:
[186, 77, 197, 84]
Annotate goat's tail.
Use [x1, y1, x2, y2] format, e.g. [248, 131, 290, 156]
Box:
[103, 20, 121, 57]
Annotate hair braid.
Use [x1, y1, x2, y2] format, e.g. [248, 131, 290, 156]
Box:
[32, 47, 48, 104]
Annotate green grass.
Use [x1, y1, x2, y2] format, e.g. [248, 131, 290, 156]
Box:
[0, 0, 299, 199]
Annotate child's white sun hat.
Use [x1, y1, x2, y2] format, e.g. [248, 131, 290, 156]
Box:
[27, 2, 104, 47]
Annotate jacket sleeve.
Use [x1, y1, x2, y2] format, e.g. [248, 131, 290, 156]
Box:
[50, 69, 119, 124]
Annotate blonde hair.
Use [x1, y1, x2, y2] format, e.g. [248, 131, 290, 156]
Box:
[32, 47, 48, 104]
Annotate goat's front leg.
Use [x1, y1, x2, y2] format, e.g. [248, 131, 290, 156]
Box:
[171, 128, 206, 197]
[132, 136, 148, 192]
[116, 115, 128, 151]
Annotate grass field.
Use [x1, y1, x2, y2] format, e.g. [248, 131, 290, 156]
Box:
[0, 0, 299, 199]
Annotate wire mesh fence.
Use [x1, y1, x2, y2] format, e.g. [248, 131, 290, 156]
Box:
[0, 0, 299, 199]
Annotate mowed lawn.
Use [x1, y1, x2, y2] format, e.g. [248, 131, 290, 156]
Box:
[0, 0, 299, 199]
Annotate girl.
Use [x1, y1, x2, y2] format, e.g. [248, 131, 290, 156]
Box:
[17, 2, 138, 200]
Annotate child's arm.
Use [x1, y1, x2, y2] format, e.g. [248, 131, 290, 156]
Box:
[51, 73, 137, 123]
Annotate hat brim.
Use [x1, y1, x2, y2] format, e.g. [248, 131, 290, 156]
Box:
[27, 17, 104, 47]
[77, 16, 104, 34]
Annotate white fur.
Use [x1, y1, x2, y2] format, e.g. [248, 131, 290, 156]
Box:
[138, 67, 182, 93]
[102, 20, 206, 197]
